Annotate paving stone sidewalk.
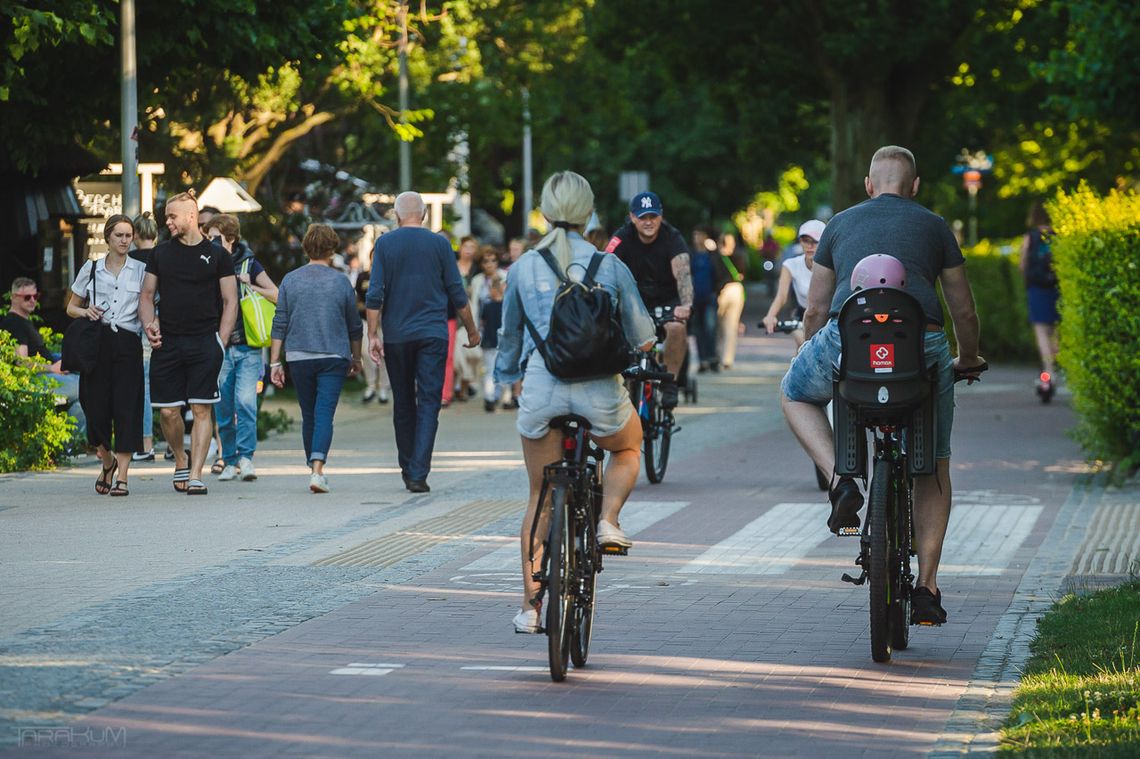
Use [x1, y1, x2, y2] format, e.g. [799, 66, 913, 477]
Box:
[3, 295, 1132, 757]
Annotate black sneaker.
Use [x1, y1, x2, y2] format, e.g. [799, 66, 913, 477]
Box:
[827, 476, 863, 534]
[911, 586, 947, 625]
[661, 381, 679, 409]
[484, 400, 496, 413]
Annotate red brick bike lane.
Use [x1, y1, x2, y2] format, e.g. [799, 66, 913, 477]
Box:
[20, 365, 1082, 758]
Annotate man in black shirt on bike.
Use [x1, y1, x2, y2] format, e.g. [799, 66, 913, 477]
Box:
[780, 146, 986, 626]
[605, 192, 693, 408]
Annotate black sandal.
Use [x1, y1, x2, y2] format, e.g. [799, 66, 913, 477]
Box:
[172, 468, 190, 493]
[95, 460, 118, 495]
[109, 480, 129, 497]
[185, 479, 208, 495]
[210, 458, 225, 475]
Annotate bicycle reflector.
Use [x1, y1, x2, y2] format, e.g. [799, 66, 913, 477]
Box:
[1040, 371, 1051, 383]
[563, 436, 577, 452]
[874, 313, 889, 323]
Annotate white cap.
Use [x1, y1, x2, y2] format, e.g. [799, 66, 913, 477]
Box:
[797, 219, 826, 242]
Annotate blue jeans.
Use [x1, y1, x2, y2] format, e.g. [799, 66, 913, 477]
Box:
[290, 357, 348, 465]
[692, 299, 718, 363]
[384, 338, 447, 481]
[50, 372, 86, 437]
[217, 345, 263, 464]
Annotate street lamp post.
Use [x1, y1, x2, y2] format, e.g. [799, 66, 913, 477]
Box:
[398, 0, 411, 192]
[521, 87, 532, 236]
[120, 0, 139, 219]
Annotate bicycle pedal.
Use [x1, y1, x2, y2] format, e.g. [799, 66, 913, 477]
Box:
[837, 526, 861, 537]
[600, 544, 629, 556]
[841, 570, 866, 586]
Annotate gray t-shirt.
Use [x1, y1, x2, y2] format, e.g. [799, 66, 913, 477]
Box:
[814, 193, 965, 325]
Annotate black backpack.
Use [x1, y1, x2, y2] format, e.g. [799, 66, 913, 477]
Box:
[1024, 227, 1057, 288]
[523, 249, 630, 382]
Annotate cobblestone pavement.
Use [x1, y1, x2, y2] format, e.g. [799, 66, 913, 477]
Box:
[4, 291, 1128, 757]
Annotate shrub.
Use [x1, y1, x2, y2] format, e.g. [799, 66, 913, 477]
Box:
[940, 238, 1039, 364]
[1048, 183, 1140, 474]
[0, 331, 76, 471]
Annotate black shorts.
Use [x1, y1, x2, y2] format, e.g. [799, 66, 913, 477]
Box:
[150, 332, 225, 407]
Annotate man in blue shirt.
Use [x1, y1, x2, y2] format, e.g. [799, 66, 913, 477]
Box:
[365, 192, 480, 493]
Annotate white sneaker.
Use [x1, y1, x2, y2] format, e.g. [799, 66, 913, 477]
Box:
[597, 520, 633, 549]
[309, 473, 329, 493]
[239, 457, 257, 481]
[377, 387, 390, 404]
[217, 464, 238, 482]
[512, 607, 540, 634]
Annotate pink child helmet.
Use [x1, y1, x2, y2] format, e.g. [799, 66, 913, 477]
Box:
[851, 254, 907, 290]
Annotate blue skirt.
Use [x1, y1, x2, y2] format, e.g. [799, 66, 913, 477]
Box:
[1026, 286, 1060, 325]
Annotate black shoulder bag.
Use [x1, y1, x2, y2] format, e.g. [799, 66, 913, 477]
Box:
[60, 260, 104, 374]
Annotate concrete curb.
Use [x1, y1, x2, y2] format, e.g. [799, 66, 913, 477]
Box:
[930, 471, 1107, 756]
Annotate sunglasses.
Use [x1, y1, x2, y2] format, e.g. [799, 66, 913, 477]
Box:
[18, 293, 39, 302]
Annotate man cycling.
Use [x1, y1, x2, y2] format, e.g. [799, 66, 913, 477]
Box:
[780, 145, 986, 626]
[606, 191, 693, 408]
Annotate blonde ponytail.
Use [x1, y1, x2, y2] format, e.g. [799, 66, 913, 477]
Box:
[535, 171, 594, 273]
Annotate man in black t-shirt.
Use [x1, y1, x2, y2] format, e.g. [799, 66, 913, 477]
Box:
[139, 191, 238, 495]
[605, 191, 693, 408]
[1, 277, 85, 432]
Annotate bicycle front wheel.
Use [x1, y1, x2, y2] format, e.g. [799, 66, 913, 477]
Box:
[868, 457, 892, 663]
[570, 500, 597, 668]
[546, 485, 573, 681]
[645, 390, 671, 484]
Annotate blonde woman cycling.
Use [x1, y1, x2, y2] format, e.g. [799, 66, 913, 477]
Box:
[495, 171, 656, 633]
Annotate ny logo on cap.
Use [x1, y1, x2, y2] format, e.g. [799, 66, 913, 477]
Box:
[641, 196, 654, 209]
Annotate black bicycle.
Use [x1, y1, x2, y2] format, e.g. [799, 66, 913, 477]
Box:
[831, 286, 986, 662]
[626, 306, 683, 483]
[527, 414, 624, 681]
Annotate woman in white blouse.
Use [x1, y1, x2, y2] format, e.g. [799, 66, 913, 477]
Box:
[66, 214, 148, 496]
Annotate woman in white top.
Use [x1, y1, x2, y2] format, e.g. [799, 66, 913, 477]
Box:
[761, 219, 826, 348]
[66, 215, 148, 496]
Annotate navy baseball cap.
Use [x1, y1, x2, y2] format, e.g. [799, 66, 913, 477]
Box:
[629, 191, 663, 217]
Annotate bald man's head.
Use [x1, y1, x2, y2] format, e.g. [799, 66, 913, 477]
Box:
[394, 191, 427, 227]
[866, 146, 919, 199]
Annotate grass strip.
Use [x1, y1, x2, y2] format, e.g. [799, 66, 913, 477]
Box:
[1001, 580, 1140, 755]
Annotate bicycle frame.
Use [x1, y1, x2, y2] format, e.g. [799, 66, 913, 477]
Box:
[526, 416, 605, 680]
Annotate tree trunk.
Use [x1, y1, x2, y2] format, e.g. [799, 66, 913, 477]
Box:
[829, 81, 892, 212]
[242, 110, 337, 196]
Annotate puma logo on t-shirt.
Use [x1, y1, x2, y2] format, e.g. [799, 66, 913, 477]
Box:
[200, 254, 212, 265]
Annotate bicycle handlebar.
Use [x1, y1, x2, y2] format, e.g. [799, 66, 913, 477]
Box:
[953, 360, 989, 385]
[758, 319, 803, 334]
[622, 365, 674, 384]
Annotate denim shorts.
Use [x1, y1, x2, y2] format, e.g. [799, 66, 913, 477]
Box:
[516, 359, 634, 440]
[780, 320, 956, 459]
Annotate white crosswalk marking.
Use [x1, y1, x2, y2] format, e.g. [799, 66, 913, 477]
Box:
[680, 503, 830, 575]
[329, 663, 405, 676]
[940, 503, 1042, 576]
[458, 501, 688, 572]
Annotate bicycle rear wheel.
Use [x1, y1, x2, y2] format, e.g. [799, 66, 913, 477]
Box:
[868, 457, 892, 663]
[645, 390, 671, 484]
[546, 485, 573, 681]
[570, 498, 597, 668]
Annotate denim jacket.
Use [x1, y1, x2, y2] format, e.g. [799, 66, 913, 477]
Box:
[494, 233, 655, 384]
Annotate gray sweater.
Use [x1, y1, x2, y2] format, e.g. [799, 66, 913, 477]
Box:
[271, 263, 363, 360]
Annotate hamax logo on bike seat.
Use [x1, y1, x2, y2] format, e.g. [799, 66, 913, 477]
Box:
[878, 386, 890, 404]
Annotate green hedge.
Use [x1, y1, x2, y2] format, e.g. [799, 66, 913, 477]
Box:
[0, 331, 76, 471]
[1048, 183, 1140, 473]
[940, 239, 1039, 364]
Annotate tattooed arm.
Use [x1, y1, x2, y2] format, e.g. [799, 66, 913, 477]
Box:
[671, 252, 693, 320]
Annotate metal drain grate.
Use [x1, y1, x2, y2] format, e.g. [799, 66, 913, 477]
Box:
[313, 499, 524, 568]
